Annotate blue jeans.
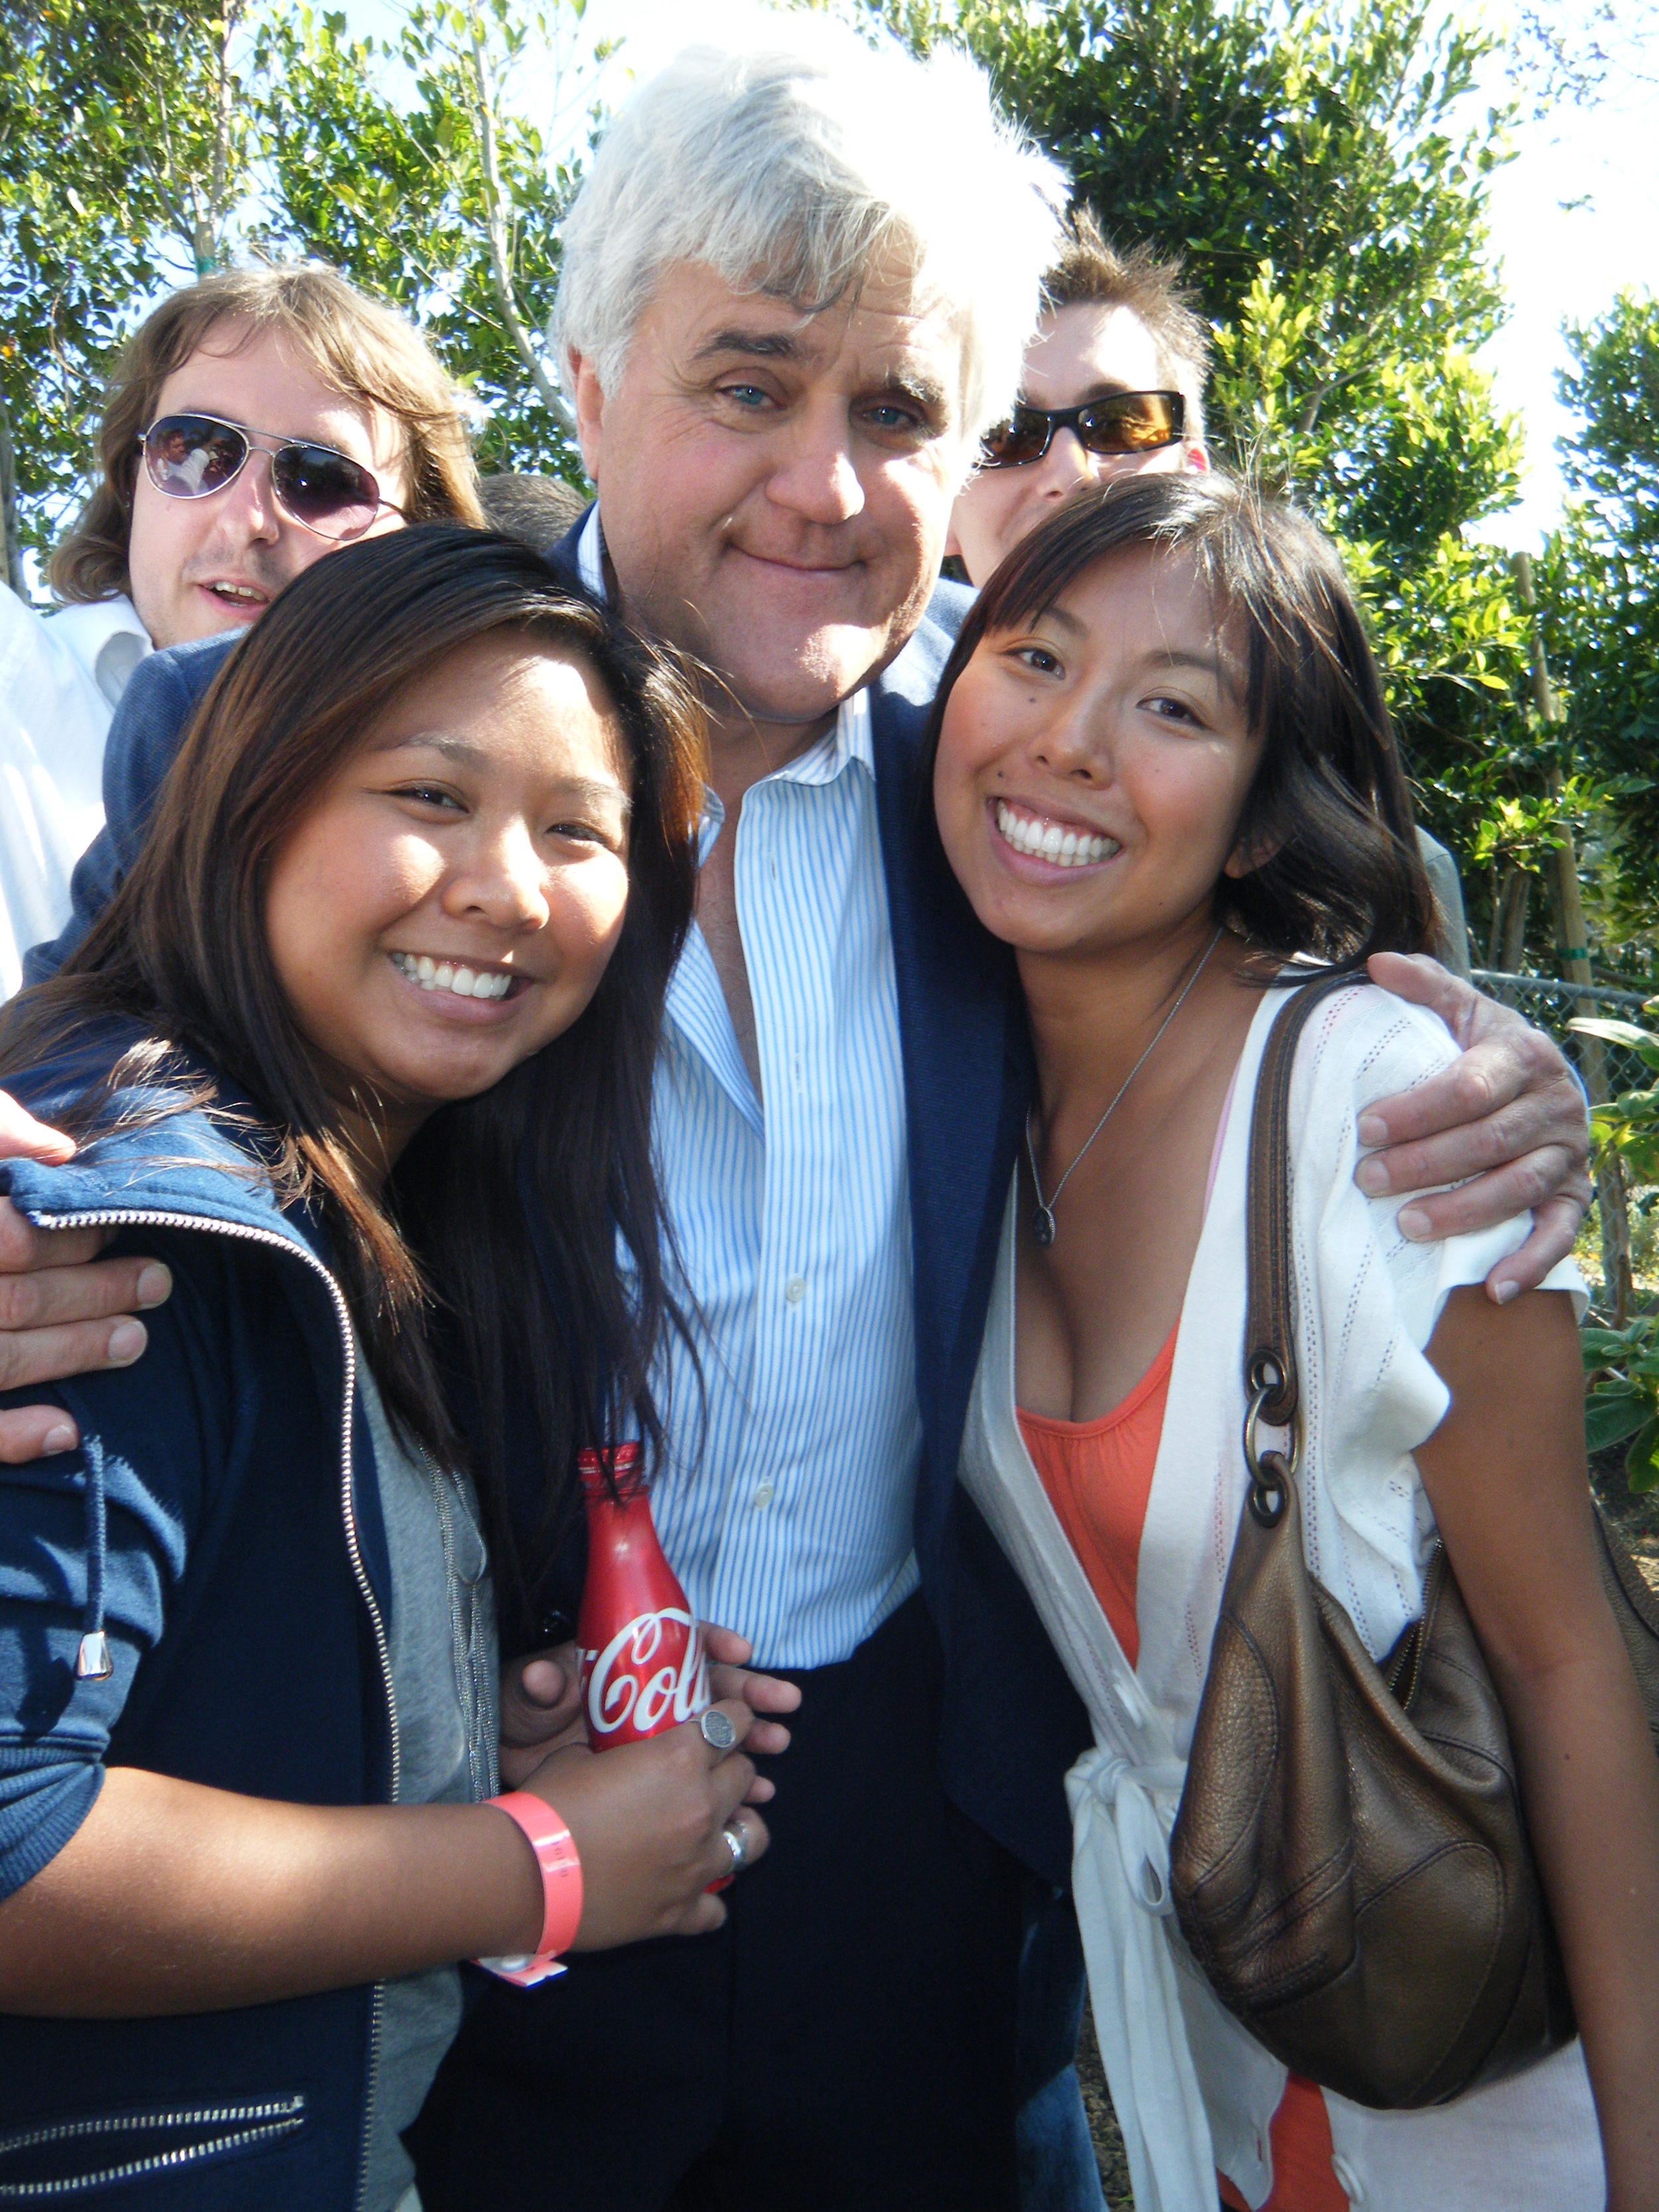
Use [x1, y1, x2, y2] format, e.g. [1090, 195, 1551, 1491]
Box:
[1016, 1884, 1107, 2211]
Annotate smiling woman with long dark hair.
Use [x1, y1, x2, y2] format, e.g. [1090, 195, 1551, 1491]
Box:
[0, 526, 788, 2211]
[930, 475, 1659, 2212]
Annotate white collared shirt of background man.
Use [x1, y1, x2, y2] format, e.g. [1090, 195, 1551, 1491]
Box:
[579, 511, 921, 1667]
[0, 587, 151, 999]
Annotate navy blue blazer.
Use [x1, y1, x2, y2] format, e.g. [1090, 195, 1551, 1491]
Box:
[31, 516, 1092, 1885]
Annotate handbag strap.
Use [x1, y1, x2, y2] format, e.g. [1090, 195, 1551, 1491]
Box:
[1242, 970, 1364, 1518]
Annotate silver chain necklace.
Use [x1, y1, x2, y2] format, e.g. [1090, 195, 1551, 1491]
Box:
[1025, 926, 1225, 1250]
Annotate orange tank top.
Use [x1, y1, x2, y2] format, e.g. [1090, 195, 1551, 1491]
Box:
[1015, 1327, 1176, 1668]
[1016, 1323, 1348, 2209]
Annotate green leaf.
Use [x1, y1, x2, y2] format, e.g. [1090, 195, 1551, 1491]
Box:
[1628, 1417, 1659, 1496]
[1584, 1388, 1653, 1454]
[1581, 1327, 1639, 1365]
[1570, 1017, 1659, 1051]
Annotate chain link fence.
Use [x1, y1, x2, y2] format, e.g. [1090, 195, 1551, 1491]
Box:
[1471, 970, 1655, 1099]
[1473, 970, 1656, 1317]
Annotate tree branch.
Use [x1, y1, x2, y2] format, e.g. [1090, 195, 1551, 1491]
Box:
[0, 388, 26, 598]
[137, 74, 203, 266]
[203, 0, 247, 270]
[465, 7, 576, 438]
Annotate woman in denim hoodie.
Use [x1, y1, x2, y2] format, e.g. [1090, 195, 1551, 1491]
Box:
[0, 528, 786, 2209]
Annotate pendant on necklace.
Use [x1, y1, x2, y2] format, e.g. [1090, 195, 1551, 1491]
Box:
[1033, 1205, 1056, 1249]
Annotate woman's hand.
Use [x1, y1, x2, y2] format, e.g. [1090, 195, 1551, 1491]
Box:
[1358, 954, 1592, 1301]
[0, 1680, 782, 2014]
[498, 1644, 587, 1781]
[520, 1695, 772, 1945]
[499, 1624, 800, 1789]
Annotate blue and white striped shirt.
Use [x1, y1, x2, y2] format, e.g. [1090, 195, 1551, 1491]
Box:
[581, 512, 920, 1668]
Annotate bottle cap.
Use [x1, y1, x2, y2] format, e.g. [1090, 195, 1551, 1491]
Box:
[577, 1441, 644, 1502]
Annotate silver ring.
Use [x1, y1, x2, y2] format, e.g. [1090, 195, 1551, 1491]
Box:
[721, 1819, 750, 1871]
[699, 1707, 738, 1753]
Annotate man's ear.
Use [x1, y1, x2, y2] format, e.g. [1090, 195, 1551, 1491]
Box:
[567, 349, 607, 481]
[1186, 441, 1212, 475]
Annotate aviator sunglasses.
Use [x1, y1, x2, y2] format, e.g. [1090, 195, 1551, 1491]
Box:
[979, 389, 1186, 469]
[136, 412, 407, 542]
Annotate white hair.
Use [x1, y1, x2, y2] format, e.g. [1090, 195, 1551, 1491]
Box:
[552, 23, 1068, 447]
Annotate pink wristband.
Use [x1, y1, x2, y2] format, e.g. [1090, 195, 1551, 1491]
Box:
[476, 1791, 584, 1988]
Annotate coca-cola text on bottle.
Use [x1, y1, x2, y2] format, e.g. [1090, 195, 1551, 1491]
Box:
[576, 1443, 711, 1749]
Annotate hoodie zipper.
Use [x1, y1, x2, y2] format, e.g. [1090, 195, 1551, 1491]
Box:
[0, 2096, 307, 2199]
[30, 1205, 397, 2212]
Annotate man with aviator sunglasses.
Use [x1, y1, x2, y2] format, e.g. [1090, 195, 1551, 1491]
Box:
[0, 263, 480, 997]
[135, 408, 408, 552]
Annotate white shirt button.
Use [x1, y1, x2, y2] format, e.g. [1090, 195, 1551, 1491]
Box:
[752, 1480, 776, 1509]
[784, 1276, 806, 1305]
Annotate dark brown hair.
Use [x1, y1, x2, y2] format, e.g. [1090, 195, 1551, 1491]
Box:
[926, 473, 1435, 968]
[1043, 209, 1212, 440]
[477, 472, 588, 550]
[51, 266, 484, 606]
[5, 525, 704, 1624]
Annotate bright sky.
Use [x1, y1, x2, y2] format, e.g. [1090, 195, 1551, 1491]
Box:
[1473, 36, 1659, 548]
[338, 0, 1658, 546]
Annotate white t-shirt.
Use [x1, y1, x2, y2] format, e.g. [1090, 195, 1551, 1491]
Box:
[0, 589, 150, 997]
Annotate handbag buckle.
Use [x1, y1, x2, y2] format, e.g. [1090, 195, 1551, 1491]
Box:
[1244, 1355, 1295, 1526]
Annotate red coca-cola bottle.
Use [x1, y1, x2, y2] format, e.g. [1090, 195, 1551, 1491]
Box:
[576, 1443, 710, 1747]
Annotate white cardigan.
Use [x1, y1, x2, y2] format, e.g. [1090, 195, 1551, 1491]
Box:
[958, 981, 1600, 2212]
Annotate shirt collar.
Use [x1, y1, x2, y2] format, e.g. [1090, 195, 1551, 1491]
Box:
[576, 503, 605, 599]
[44, 593, 153, 709]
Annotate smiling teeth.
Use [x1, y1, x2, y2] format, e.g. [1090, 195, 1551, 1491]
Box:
[391, 951, 513, 999]
[995, 801, 1119, 866]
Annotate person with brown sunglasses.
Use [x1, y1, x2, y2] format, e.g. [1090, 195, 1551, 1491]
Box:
[946, 209, 1212, 589]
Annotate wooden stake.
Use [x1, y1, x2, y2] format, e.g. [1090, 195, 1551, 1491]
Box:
[1511, 551, 1630, 1318]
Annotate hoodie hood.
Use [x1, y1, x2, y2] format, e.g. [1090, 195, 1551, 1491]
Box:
[0, 1023, 320, 1256]
[0, 1021, 338, 1684]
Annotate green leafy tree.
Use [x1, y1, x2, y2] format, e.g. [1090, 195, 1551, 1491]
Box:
[846, 0, 1546, 958]
[1537, 293, 1659, 965]
[256, 0, 599, 482]
[0, 0, 255, 585]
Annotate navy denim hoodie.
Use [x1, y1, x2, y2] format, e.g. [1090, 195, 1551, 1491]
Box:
[0, 1036, 400, 2207]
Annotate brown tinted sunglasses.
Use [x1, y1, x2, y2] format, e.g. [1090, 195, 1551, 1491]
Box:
[979, 390, 1186, 467]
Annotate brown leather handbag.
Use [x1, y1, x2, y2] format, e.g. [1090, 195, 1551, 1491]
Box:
[1167, 973, 1659, 2110]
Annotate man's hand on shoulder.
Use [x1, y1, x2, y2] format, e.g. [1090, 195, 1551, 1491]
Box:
[0, 1091, 171, 1461]
[1355, 952, 1592, 1303]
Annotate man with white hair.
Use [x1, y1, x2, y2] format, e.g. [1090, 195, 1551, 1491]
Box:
[0, 27, 1591, 2211]
[421, 38, 1082, 2207]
